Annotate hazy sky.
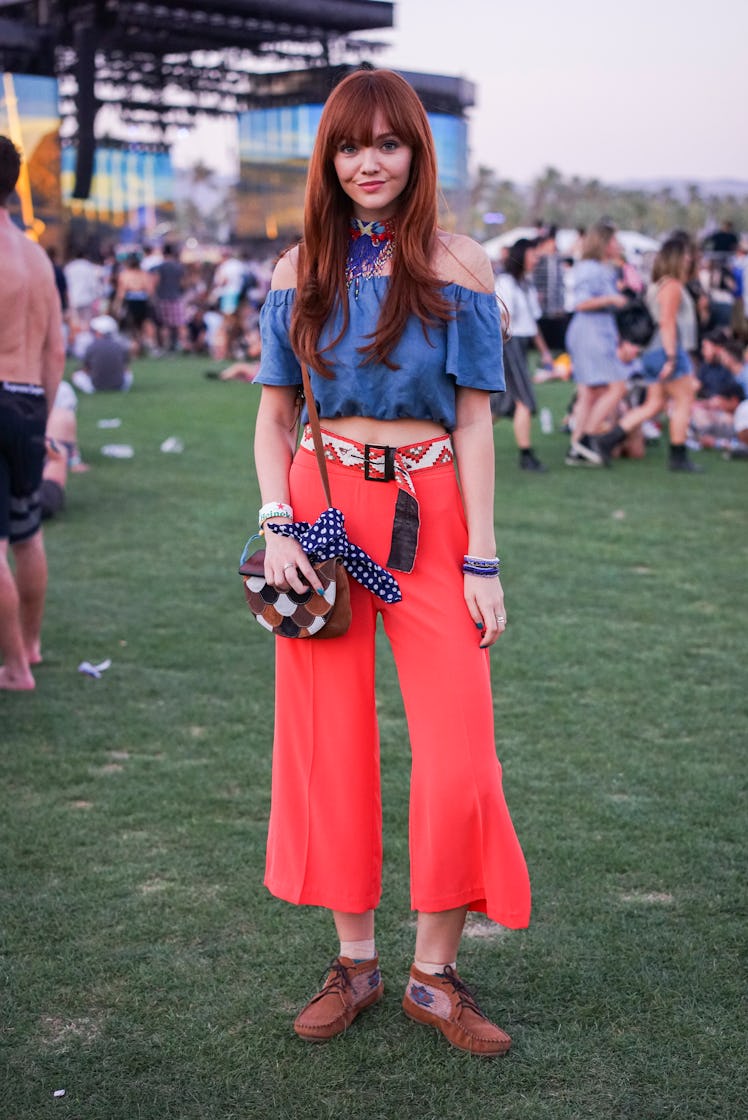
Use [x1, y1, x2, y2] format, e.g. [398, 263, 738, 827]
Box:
[172, 0, 745, 186]
[374, 0, 746, 183]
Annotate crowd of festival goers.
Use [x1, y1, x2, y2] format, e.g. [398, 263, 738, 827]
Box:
[49, 219, 748, 475]
[490, 218, 748, 472]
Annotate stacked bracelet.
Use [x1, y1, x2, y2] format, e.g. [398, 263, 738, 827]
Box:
[463, 554, 501, 578]
[258, 501, 293, 527]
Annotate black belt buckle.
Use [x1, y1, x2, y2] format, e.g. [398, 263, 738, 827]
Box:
[363, 443, 396, 482]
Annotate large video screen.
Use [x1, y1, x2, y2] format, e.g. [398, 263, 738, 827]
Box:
[237, 104, 469, 238]
[60, 145, 175, 238]
[0, 73, 62, 245]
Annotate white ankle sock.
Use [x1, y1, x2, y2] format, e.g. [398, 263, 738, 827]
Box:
[414, 959, 456, 976]
[340, 939, 376, 962]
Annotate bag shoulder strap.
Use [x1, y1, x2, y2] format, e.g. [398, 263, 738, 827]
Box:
[300, 363, 333, 509]
[439, 234, 510, 338]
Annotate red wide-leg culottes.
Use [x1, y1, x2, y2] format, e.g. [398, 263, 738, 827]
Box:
[264, 445, 531, 929]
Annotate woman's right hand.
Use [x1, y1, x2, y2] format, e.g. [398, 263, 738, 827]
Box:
[609, 294, 628, 309]
[263, 521, 325, 595]
[658, 357, 677, 381]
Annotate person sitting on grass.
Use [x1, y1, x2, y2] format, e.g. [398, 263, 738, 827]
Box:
[688, 331, 745, 451]
[728, 397, 748, 458]
[39, 381, 89, 519]
[710, 332, 748, 397]
[71, 316, 133, 394]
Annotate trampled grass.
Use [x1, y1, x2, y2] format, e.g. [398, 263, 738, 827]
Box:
[2, 358, 746, 1119]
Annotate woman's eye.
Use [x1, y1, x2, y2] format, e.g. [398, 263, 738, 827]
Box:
[381, 140, 399, 152]
[339, 143, 357, 154]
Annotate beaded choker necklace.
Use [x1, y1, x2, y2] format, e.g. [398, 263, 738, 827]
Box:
[346, 217, 396, 294]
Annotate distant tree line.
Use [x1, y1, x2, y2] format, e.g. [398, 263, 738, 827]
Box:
[471, 165, 748, 240]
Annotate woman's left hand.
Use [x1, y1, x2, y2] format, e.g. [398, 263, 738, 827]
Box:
[464, 574, 507, 648]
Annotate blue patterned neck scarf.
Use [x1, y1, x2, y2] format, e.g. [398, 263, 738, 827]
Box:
[346, 217, 396, 291]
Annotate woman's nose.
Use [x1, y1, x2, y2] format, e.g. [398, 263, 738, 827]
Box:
[360, 147, 380, 173]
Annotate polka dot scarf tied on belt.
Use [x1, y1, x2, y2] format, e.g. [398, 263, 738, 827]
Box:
[239, 364, 402, 639]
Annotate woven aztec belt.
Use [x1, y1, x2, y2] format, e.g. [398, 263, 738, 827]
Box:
[299, 425, 454, 573]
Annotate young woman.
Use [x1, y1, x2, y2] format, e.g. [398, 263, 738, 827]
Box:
[564, 222, 629, 465]
[493, 237, 553, 471]
[252, 69, 530, 1056]
[593, 237, 702, 471]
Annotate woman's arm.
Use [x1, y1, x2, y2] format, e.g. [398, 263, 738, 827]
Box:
[253, 385, 323, 593]
[533, 325, 553, 365]
[528, 284, 552, 362]
[452, 387, 506, 648]
[251, 246, 322, 593]
[656, 279, 681, 380]
[114, 271, 127, 305]
[575, 293, 627, 312]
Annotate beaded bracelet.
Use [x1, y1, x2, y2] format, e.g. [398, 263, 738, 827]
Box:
[258, 501, 293, 527]
[463, 554, 501, 578]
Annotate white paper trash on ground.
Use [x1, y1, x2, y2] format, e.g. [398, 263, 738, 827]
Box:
[101, 444, 134, 458]
[160, 436, 184, 453]
[78, 659, 112, 679]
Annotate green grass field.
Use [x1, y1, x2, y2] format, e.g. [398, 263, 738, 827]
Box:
[2, 357, 746, 1119]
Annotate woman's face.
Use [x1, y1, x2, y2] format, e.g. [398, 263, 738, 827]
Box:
[333, 111, 413, 222]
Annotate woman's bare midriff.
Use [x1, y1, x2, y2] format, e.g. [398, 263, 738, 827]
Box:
[319, 415, 448, 448]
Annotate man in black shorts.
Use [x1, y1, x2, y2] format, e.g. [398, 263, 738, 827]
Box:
[0, 136, 64, 690]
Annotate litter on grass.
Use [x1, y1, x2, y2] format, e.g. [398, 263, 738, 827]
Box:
[101, 444, 134, 459]
[78, 659, 112, 679]
[160, 436, 184, 453]
[53, 1089, 66, 1098]
[97, 418, 121, 428]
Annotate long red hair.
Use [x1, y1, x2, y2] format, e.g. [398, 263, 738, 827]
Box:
[289, 68, 453, 377]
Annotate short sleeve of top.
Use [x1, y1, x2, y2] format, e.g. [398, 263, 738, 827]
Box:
[255, 279, 505, 430]
[444, 283, 505, 392]
[572, 260, 616, 306]
[255, 288, 301, 386]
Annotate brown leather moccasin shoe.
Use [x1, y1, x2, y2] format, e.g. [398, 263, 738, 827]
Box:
[293, 955, 384, 1041]
[402, 964, 511, 1056]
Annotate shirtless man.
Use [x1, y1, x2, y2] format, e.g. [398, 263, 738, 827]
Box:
[0, 136, 64, 690]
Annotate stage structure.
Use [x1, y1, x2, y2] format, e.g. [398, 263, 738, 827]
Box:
[0, 0, 395, 198]
[237, 66, 475, 239]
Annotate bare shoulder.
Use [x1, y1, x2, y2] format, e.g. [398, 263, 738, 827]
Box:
[18, 230, 55, 286]
[271, 245, 300, 290]
[657, 276, 683, 304]
[433, 232, 494, 292]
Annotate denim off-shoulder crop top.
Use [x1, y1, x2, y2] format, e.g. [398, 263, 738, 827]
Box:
[254, 277, 505, 432]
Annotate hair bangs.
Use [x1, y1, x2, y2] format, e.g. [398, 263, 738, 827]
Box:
[323, 71, 427, 156]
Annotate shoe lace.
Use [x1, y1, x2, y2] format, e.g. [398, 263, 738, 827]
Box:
[440, 965, 486, 1017]
[308, 957, 352, 1005]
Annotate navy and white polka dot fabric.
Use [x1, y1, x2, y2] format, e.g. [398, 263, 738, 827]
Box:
[269, 507, 402, 603]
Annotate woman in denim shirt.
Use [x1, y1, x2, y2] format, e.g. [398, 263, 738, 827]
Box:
[252, 69, 530, 1056]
